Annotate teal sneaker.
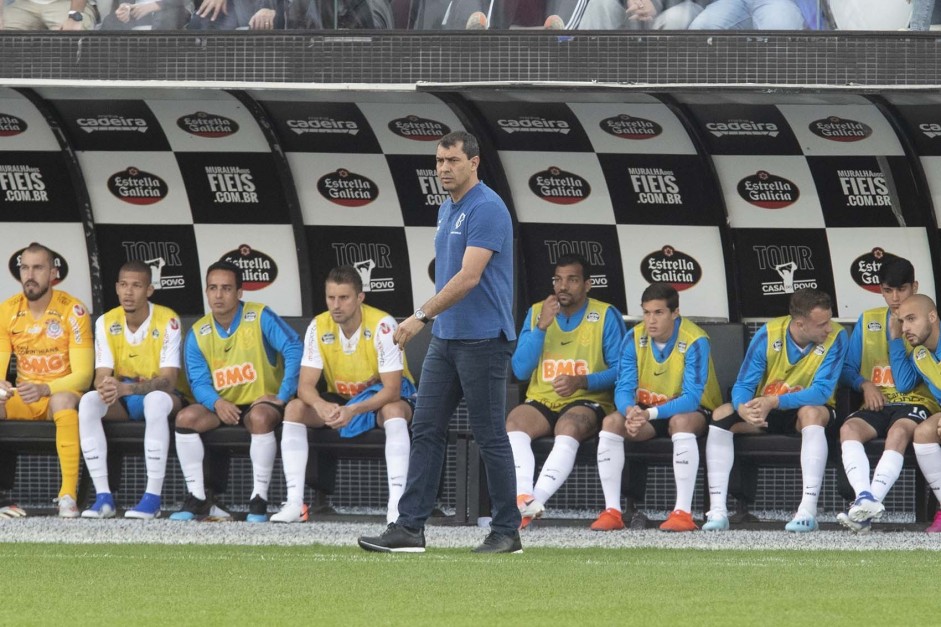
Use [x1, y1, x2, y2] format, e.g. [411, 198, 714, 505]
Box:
[785, 512, 818, 533]
[702, 511, 729, 531]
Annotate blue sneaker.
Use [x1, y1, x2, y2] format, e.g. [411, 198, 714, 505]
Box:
[81, 493, 116, 519]
[169, 493, 211, 521]
[785, 512, 818, 533]
[702, 511, 729, 531]
[837, 512, 871, 535]
[125, 493, 161, 520]
[246, 495, 269, 523]
[848, 491, 885, 523]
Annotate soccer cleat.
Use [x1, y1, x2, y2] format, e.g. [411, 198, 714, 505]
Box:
[0, 504, 27, 519]
[517, 494, 545, 529]
[544, 14, 565, 29]
[848, 491, 885, 523]
[270, 502, 309, 523]
[465, 11, 488, 29]
[245, 495, 269, 523]
[785, 512, 818, 533]
[358, 523, 426, 553]
[659, 509, 699, 532]
[169, 493, 212, 521]
[702, 511, 729, 531]
[472, 531, 523, 554]
[57, 495, 80, 519]
[125, 493, 161, 520]
[837, 512, 871, 535]
[81, 493, 116, 519]
[590, 508, 625, 531]
[925, 510, 941, 533]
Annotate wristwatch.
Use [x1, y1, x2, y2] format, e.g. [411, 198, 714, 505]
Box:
[414, 308, 429, 324]
[68, 10, 84, 21]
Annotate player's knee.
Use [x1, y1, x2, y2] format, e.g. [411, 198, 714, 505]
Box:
[174, 406, 200, 430]
[601, 412, 625, 435]
[142, 390, 174, 421]
[670, 412, 705, 436]
[711, 403, 734, 422]
[797, 405, 828, 427]
[49, 391, 78, 413]
[78, 391, 106, 424]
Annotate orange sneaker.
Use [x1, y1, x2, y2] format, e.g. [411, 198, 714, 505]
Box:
[590, 508, 625, 531]
[659, 510, 698, 532]
[517, 494, 545, 529]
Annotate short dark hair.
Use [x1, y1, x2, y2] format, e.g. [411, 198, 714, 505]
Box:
[789, 288, 832, 319]
[206, 260, 242, 290]
[641, 282, 679, 312]
[879, 256, 915, 288]
[439, 131, 480, 160]
[555, 254, 591, 281]
[22, 242, 55, 267]
[327, 265, 363, 294]
[119, 260, 153, 281]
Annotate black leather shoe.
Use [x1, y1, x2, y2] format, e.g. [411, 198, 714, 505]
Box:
[358, 523, 426, 553]
[472, 530, 523, 554]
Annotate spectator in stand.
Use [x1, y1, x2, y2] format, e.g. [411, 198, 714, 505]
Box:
[287, 0, 393, 28]
[587, 0, 714, 30]
[100, 0, 190, 29]
[439, 0, 602, 29]
[689, 0, 811, 29]
[187, 0, 282, 29]
[0, 0, 96, 30]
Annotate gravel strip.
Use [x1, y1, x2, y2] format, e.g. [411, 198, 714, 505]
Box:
[1, 518, 940, 551]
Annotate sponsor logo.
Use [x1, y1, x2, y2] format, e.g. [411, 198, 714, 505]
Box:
[414, 167, 448, 207]
[838, 169, 890, 207]
[541, 359, 589, 381]
[629, 167, 682, 205]
[497, 116, 570, 135]
[388, 115, 450, 141]
[738, 171, 799, 209]
[772, 339, 783, 352]
[322, 332, 335, 345]
[108, 167, 167, 205]
[753, 245, 817, 296]
[677, 341, 688, 354]
[317, 169, 378, 207]
[220, 245, 277, 291]
[76, 115, 148, 134]
[586, 311, 601, 322]
[870, 365, 894, 386]
[169, 318, 179, 330]
[244, 310, 257, 322]
[918, 123, 941, 139]
[809, 116, 872, 142]
[121, 241, 186, 291]
[9, 247, 68, 285]
[199, 323, 212, 336]
[814, 345, 826, 356]
[151, 328, 160, 339]
[850, 247, 899, 294]
[763, 380, 803, 395]
[205, 165, 258, 204]
[287, 116, 359, 136]
[640, 245, 702, 291]
[379, 322, 391, 334]
[528, 167, 590, 204]
[17, 353, 65, 376]
[213, 362, 257, 390]
[336, 380, 369, 396]
[363, 328, 372, 340]
[333, 243, 395, 293]
[600, 114, 662, 140]
[706, 120, 778, 137]
[867, 321, 883, 332]
[0, 164, 48, 203]
[636, 388, 668, 406]
[915, 347, 928, 361]
[0, 114, 27, 137]
[73, 304, 86, 317]
[177, 112, 239, 138]
[109, 322, 123, 335]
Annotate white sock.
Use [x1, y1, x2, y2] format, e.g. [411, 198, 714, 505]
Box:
[870, 449, 903, 502]
[797, 425, 827, 516]
[532, 435, 579, 505]
[78, 392, 111, 496]
[383, 417, 410, 524]
[706, 426, 734, 516]
[841, 440, 871, 497]
[597, 431, 625, 511]
[142, 391, 172, 496]
[175, 432, 206, 500]
[508, 430, 535, 496]
[250, 431, 277, 501]
[915, 442, 941, 504]
[672, 432, 699, 513]
[280, 421, 309, 505]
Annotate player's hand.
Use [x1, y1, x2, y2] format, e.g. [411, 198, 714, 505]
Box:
[313, 399, 341, 423]
[16, 382, 48, 405]
[860, 381, 885, 411]
[129, 1, 159, 18]
[627, 0, 657, 21]
[248, 7, 275, 29]
[537, 295, 561, 331]
[60, 15, 83, 30]
[739, 399, 768, 428]
[551, 374, 584, 398]
[325, 405, 354, 429]
[196, 0, 227, 21]
[97, 376, 120, 405]
[0, 381, 13, 404]
[214, 399, 241, 425]
[888, 310, 903, 341]
[624, 406, 649, 437]
[114, 3, 132, 22]
[393, 316, 425, 349]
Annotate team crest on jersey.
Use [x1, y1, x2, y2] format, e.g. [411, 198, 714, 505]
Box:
[152, 329, 160, 339]
[322, 332, 335, 345]
[915, 347, 929, 360]
[867, 321, 882, 332]
[677, 341, 687, 354]
[109, 323, 123, 335]
[199, 323, 212, 336]
[244, 310, 257, 322]
[73, 304, 86, 317]
[638, 335, 649, 348]
[46, 321, 63, 339]
[364, 328, 372, 340]
[586, 311, 601, 323]
[814, 345, 826, 356]
[772, 339, 783, 352]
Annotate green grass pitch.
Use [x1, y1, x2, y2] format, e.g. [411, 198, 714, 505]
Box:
[3, 543, 934, 625]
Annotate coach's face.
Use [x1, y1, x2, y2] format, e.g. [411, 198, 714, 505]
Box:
[436, 141, 479, 201]
[116, 269, 154, 315]
[19, 249, 56, 302]
[206, 269, 241, 320]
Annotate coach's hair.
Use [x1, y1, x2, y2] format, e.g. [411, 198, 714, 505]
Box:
[327, 265, 363, 294]
[119, 259, 154, 281]
[641, 283, 679, 312]
[879, 256, 915, 288]
[555, 254, 591, 281]
[22, 242, 55, 267]
[206, 260, 243, 290]
[789, 288, 832, 319]
[439, 131, 480, 160]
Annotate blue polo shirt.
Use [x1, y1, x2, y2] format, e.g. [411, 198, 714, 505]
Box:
[432, 181, 516, 341]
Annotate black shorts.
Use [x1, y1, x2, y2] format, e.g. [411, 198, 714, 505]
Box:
[237, 400, 286, 423]
[525, 399, 606, 429]
[644, 407, 712, 439]
[846, 404, 931, 436]
[713, 407, 836, 433]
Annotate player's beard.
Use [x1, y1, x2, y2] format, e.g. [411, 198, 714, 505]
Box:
[23, 282, 49, 302]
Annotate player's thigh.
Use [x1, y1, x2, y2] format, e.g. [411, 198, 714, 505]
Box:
[284, 398, 327, 427]
[243, 398, 284, 433]
[884, 410, 922, 453]
[175, 403, 221, 432]
[555, 402, 603, 441]
[0, 395, 48, 420]
[914, 412, 941, 444]
[669, 410, 707, 436]
[840, 413, 881, 443]
[506, 402, 553, 438]
[377, 399, 414, 426]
